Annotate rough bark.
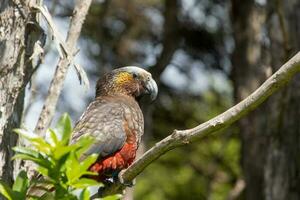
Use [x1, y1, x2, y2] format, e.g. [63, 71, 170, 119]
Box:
[231, 0, 300, 199]
[0, 0, 41, 188]
[230, 1, 268, 199]
[263, 1, 300, 199]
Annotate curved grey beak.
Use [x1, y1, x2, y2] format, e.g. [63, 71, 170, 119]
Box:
[145, 78, 158, 101]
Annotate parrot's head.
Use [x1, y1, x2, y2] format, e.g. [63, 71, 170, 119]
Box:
[96, 66, 158, 101]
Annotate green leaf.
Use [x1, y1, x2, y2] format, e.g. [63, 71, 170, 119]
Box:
[79, 154, 98, 172]
[29, 137, 52, 154]
[48, 129, 59, 147]
[0, 181, 14, 200]
[55, 113, 72, 145]
[13, 129, 52, 154]
[65, 152, 80, 181]
[12, 147, 52, 168]
[12, 146, 39, 159]
[66, 153, 98, 182]
[12, 171, 29, 197]
[51, 152, 70, 178]
[101, 194, 123, 200]
[36, 166, 49, 177]
[11, 113, 105, 199]
[74, 136, 94, 158]
[13, 129, 36, 139]
[52, 144, 78, 160]
[12, 154, 48, 169]
[79, 188, 90, 200]
[71, 178, 103, 189]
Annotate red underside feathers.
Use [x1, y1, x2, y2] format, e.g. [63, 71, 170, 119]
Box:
[89, 142, 137, 180]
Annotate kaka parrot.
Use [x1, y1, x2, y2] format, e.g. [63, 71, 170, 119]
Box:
[71, 66, 158, 182]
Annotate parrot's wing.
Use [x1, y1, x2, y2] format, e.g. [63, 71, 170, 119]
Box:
[71, 98, 128, 159]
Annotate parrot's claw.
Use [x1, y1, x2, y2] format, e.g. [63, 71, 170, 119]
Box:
[118, 170, 136, 187]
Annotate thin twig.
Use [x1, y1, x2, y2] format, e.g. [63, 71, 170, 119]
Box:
[275, 0, 291, 60]
[31, 4, 67, 58]
[96, 51, 300, 197]
[30, 3, 89, 87]
[34, 0, 92, 136]
[226, 179, 245, 200]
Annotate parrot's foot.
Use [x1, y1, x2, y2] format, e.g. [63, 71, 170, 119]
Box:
[103, 177, 114, 185]
[118, 170, 136, 187]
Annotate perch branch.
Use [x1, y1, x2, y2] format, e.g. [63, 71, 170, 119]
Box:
[34, 0, 92, 136]
[98, 52, 300, 197]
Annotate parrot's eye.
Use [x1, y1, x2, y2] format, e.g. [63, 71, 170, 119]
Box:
[132, 73, 138, 79]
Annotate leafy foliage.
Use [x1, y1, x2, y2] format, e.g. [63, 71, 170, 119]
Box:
[0, 114, 120, 200]
[0, 171, 29, 200]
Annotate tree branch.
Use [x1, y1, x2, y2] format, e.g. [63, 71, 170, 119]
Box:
[98, 52, 300, 197]
[34, 0, 92, 136]
[149, 0, 180, 80]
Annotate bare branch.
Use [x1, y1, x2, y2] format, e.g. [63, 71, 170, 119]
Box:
[31, 4, 68, 58]
[34, 0, 92, 136]
[98, 52, 300, 196]
[226, 179, 245, 200]
[275, 0, 291, 59]
[150, 0, 180, 80]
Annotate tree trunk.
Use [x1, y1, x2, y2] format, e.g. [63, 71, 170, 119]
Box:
[0, 0, 42, 188]
[231, 0, 300, 199]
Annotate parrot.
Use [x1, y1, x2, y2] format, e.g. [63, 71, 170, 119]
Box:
[71, 66, 158, 183]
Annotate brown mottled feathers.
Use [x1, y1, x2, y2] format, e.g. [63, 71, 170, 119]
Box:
[71, 95, 143, 160]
